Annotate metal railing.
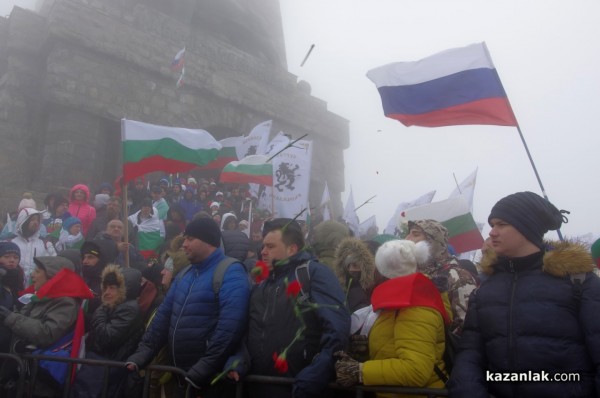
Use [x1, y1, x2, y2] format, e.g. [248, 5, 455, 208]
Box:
[0, 352, 448, 398]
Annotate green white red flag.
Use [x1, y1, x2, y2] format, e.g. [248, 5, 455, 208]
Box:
[402, 196, 483, 254]
[220, 155, 273, 186]
[121, 119, 221, 183]
[198, 136, 242, 170]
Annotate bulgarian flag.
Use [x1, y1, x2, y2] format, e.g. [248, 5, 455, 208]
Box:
[121, 119, 221, 183]
[198, 136, 241, 170]
[220, 155, 273, 186]
[403, 196, 483, 254]
[128, 209, 165, 259]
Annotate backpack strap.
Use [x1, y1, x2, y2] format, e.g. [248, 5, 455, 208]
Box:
[212, 256, 239, 299]
[174, 257, 240, 301]
[294, 261, 311, 303]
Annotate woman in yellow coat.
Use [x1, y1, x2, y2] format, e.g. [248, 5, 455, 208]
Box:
[336, 239, 450, 396]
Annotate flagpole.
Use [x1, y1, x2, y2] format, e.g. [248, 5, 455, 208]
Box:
[452, 173, 462, 194]
[355, 195, 376, 212]
[122, 178, 130, 268]
[483, 42, 564, 241]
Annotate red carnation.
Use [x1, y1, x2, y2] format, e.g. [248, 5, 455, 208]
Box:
[251, 261, 270, 283]
[272, 351, 289, 374]
[286, 280, 302, 298]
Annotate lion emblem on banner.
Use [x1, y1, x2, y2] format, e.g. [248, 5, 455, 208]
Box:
[275, 162, 300, 192]
[244, 145, 257, 157]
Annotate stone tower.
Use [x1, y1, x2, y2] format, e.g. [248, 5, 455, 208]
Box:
[0, 0, 349, 216]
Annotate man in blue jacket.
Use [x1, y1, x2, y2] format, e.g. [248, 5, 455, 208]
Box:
[244, 218, 350, 398]
[126, 218, 250, 397]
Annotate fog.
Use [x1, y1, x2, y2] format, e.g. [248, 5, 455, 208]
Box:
[3, 0, 599, 242]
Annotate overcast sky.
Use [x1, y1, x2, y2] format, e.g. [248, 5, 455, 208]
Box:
[278, 0, 600, 241]
[3, 0, 599, 242]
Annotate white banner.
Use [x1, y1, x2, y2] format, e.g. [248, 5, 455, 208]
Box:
[236, 120, 272, 160]
[448, 167, 478, 211]
[255, 132, 290, 208]
[383, 190, 437, 236]
[256, 136, 312, 219]
[343, 188, 360, 235]
[359, 215, 378, 239]
[321, 181, 331, 221]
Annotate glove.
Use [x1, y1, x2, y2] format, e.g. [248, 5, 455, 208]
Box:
[184, 368, 204, 390]
[348, 334, 369, 362]
[334, 351, 362, 387]
[0, 306, 11, 321]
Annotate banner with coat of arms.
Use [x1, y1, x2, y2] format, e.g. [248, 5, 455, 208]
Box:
[256, 135, 312, 219]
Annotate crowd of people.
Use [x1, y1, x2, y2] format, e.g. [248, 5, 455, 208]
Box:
[0, 178, 599, 398]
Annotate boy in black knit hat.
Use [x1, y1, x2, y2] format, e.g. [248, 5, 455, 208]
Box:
[449, 191, 600, 398]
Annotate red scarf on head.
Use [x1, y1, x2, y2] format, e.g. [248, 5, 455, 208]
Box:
[371, 272, 450, 325]
[20, 268, 94, 300]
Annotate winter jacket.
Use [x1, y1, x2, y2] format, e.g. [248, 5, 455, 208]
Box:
[68, 184, 96, 237]
[418, 255, 476, 335]
[312, 220, 351, 271]
[247, 250, 350, 398]
[448, 241, 600, 398]
[3, 270, 91, 348]
[11, 208, 56, 287]
[178, 197, 203, 222]
[89, 265, 144, 361]
[127, 249, 250, 387]
[362, 273, 449, 397]
[222, 230, 251, 261]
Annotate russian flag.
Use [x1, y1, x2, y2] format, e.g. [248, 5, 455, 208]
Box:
[171, 47, 185, 71]
[366, 42, 518, 128]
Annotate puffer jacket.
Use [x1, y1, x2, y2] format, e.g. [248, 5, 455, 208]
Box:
[68, 184, 96, 237]
[247, 250, 350, 398]
[222, 229, 251, 261]
[127, 249, 250, 387]
[362, 273, 449, 396]
[12, 208, 56, 287]
[89, 265, 144, 361]
[449, 241, 600, 398]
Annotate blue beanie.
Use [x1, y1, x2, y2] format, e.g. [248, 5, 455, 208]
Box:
[0, 241, 20, 259]
[63, 217, 82, 232]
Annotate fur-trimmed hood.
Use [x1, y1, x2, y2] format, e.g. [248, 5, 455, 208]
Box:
[334, 237, 375, 290]
[480, 241, 594, 277]
[101, 264, 126, 308]
[100, 265, 142, 308]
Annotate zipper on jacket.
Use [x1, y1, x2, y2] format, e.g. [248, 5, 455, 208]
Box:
[508, 260, 518, 369]
[171, 268, 197, 368]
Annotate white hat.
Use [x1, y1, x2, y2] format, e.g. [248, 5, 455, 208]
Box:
[18, 192, 37, 211]
[216, 191, 224, 196]
[210, 202, 220, 209]
[375, 240, 430, 279]
[187, 177, 197, 185]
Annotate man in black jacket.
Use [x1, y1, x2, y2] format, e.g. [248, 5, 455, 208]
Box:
[240, 218, 350, 398]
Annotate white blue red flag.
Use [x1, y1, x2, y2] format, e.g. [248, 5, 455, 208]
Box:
[171, 47, 185, 71]
[366, 42, 518, 127]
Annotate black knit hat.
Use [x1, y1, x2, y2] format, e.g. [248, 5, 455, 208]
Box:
[184, 218, 221, 247]
[488, 191, 567, 248]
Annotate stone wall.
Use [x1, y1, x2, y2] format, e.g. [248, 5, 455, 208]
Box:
[0, 0, 349, 218]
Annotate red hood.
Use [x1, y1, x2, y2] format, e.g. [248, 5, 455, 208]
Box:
[20, 268, 94, 300]
[371, 273, 450, 325]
